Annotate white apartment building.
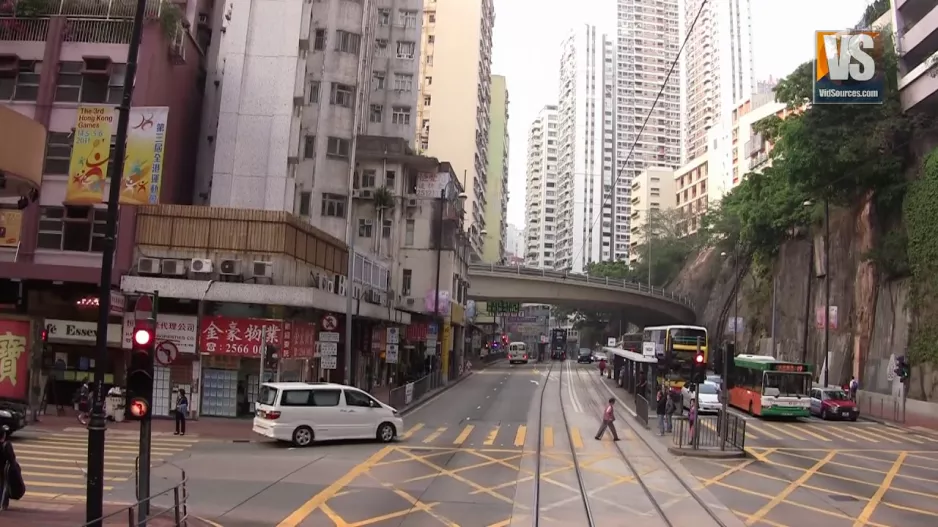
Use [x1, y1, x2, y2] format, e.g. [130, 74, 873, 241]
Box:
[505, 224, 525, 259]
[523, 105, 559, 269]
[628, 167, 676, 263]
[197, 0, 423, 296]
[614, 0, 683, 262]
[554, 25, 616, 273]
[416, 0, 496, 259]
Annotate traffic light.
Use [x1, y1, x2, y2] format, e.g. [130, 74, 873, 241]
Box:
[501, 334, 508, 345]
[126, 320, 155, 421]
[693, 351, 706, 383]
[264, 344, 280, 370]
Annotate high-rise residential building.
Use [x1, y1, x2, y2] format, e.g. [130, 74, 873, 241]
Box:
[681, 0, 755, 164]
[892, 0, 937, 112]
[482, 75, 509, 264]
[524, 105, 559, 269]
[629, 167, 677, 264]
[554, 25, 615, 273]
[506, 224, 525, 259]
[614, 0, 683, 262]
[416, 0, 496, 259]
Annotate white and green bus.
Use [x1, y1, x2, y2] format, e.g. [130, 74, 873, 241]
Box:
[728, 354, 813, 417]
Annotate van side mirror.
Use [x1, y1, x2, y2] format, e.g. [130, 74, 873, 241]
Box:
[369, 400, 378, 408]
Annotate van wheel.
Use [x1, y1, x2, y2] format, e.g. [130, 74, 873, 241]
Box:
[292, 426, 314, 447]
[377, 422, 396, 443]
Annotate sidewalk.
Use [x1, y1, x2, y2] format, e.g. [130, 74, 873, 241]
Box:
[28, 414, 257, 442]
[374, 355, 505, 409]
[857, 389, 938, 436]
[0, 500, 217, 527]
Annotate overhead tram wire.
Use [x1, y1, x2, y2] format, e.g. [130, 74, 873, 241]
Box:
[570, 0, 710, 269]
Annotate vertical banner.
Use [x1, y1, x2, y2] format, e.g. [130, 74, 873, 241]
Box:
[119, 106, 169, 205]
[0, 319, 30, 400]
[65, 105, 114, 204]
[0, 209, 23, 247]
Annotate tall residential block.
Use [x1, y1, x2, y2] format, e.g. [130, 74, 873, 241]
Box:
[554, 25, 615, 273]
[482, 74, 509, 264]
[417, 0, 495, 259]
[628, 167, 676, 264]
[614, 0, 682, 261]
[892, 0, 938, 112]
[524, 105, 559, 269]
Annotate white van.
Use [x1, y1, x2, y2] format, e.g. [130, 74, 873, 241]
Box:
[508, 342, 528, 364]
[252, 382, 405, 447]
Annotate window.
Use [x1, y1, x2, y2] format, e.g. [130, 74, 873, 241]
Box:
[280, 390, 312, 406]
[310, 390, 341, 407]
[37, 206, 108, 252]
[423, 95, 431, 106]
[391, 106, 411, 125]
[425, 55, 433, 66]
[428, 13, 436, 23]
[375, 39, 389, 58]
[0, 60, 41, 101]
[378, 8, 391, 25]
[43, 132, 73, 175]
[308, 81, 320, 103]
[54, 62, 126, 104]
[385, 170, 396, 189]
[335, 31, 361, 54]
[303, 135, 315, 159]
[298, 191, 311, 216]
[395, 41, 416, 59]
[321, 193, 346, 218]
[428, 35, 435, 44]
[358, 219, 373, 238]
[425, 76, 432, 85]
[404, 219, 415, 246]
[372, 71, 385, 90]
[313, 29, 326, 51]
[382, 219, 392, 238]
[398, 10, 418, 28]
[369, 104, 383, 123]
[330, 83, 354, 107]
[393, 73, 413, 91]
[326, 136, 350, 158]
[344, 389, 376, 407]
[402, 268, 412, 295]
[258, 386, 278, 405]
[358, 169, 376, 188]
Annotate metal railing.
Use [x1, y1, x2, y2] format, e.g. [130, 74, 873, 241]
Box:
[670, 413, 746, 452]
[388, 370, 444, 410]
[634, 393, 649, 427]
[468, 263, 695, 309]
[2, 0, 167, 19]
[81, 468, 189, 527]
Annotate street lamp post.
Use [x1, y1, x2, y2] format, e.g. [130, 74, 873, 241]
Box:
[804, 199, 832, 387]
[719, 247, 738, 450]
[86, 0, 147, 523]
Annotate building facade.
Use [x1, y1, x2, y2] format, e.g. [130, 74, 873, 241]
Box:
[416, 0, 495, 258]
[614, 0, 682, 261]
[482, 74, 509, 264]
[891, 0, 936, 112]
[628, 167, 676, 263]
[554, 25, 615, 273]
[523, 105, 558, 269]
[505, 224, 524, 260]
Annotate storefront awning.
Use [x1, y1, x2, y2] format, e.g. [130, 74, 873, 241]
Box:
[120, 276, 411, 325]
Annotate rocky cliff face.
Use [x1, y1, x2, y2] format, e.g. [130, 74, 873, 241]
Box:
[669, 200, 932, 401]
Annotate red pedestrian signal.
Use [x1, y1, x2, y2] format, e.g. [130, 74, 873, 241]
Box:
[128, 397, 149, 418]
[133, 328, 152, 347]
[695, 353, 705, 364]
[41, 329, 48, 342]
[127, 319, 155, 421]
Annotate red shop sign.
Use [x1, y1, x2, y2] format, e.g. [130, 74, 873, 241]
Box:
[0, 320, 30, 400]
[199, 316, 284, 357]
[283, 321, 316, 359]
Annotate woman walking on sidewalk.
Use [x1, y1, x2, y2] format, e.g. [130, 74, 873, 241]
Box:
[175, 389, 189, 436]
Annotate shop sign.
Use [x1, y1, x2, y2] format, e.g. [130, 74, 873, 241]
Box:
[321, 353, 337, 370]
[0, 320, 30, 400]
[284, 321, 316, 358]
[319, 331, 340, 343]
[45, 319, 122, 346]
[386, 343, 399, 364]
[199, 316, 284, 357]
[122, 314, 197, 354]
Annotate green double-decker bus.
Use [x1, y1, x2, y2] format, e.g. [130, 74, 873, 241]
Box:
[728, 354, 813, 417]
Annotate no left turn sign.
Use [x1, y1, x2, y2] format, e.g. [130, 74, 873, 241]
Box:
[156, 341, 178, 366]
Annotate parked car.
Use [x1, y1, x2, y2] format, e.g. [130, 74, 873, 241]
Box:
[682, 382, 721, 413]
[253, 382, 404, 447]
[810, 386, 859, 421]
[577, 350, 592, 364]
[0, 401, 27, 435]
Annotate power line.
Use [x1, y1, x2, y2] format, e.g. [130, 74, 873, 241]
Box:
[570, 0, 709, 270]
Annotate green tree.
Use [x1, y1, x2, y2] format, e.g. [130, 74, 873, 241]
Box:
[629, 208, 696, 286]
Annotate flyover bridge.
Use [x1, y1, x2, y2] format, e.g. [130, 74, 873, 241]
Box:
[467, 264, 696, 326]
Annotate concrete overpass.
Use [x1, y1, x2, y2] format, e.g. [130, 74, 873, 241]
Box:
[467, 264, 696, 326]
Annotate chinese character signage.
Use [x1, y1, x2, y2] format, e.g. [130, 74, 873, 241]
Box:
[486, 301, 521, 316]
[65, 105, 114, 204]
[199, 316, 283, 357]
[122, 313, 197, 354]
[119, 106, 169, 205]
[0, 320, 29, 400]
[284, 321, 316, 359]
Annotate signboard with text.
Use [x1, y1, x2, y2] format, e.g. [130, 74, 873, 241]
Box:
[199, 316, 285, 357]
[122, 313, 197, 354]
[0, 320, 30, 400]
[486, 301, 522, 316]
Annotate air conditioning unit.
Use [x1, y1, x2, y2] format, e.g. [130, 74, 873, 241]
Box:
[219, 259, 241, 276]
[351, 189, 362, 198]
[251, 261, 273, 278]
[324, 278, 335, 294]
[405, 198, 418, 208]
[336, 275, 347, 296]
[190, 258, 213, 274]
[161, 259, 187, 276]
[360, 189, 374, 200]
[405, 297, 416, 306]
[352, 284, 362, 299]
[138, 257, 160, 275]
[316, 274, 329, 290]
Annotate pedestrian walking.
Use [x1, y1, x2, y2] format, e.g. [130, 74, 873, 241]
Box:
[665, 387, 679, 433]
[174, 389, 189, 436]
[656, 388, 668, 435]
[594, 397, 620, 441]
[849, 377, 859, 401]
[598, 358, 606, 377]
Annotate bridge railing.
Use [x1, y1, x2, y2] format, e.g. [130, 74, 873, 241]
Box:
[468, 263, 695, 309]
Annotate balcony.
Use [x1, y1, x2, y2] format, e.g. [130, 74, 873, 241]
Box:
[1, 0, 179, 44]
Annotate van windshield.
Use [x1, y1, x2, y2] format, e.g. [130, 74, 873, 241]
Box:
[258, 386, 278, 405]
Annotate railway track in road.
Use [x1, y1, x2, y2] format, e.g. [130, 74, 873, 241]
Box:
[572, 365, 729, 527]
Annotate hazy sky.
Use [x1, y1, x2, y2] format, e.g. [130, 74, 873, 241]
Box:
[492, 0, 874, 227]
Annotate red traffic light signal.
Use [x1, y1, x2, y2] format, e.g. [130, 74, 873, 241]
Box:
[501, 334, 508, 343]
[133, 328, 153, 347]
[695, 353, 705, 364]
[128, 397, 149, 418]
[41, 329, 48, 342]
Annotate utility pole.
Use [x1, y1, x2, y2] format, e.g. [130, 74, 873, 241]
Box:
[433, 188, 445, 370]
[86, 0, 147, 523]
[823, 198, 831, 388]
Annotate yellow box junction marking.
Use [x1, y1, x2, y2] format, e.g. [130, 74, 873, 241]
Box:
[454, 425, 474, 445]
[514, 425, 526, 447]
[422, 427, 447, 444]
[483, 425, 499, 445]
[543, 426, 554, 448]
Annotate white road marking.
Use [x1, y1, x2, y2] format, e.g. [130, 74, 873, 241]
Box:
[531, 380, 539, 385]
[477, 406, 482, 409]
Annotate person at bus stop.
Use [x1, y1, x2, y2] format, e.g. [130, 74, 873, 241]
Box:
[594, 398, 620, 441]
[174, 389, 189, 436]
[656, 388, 669, 435]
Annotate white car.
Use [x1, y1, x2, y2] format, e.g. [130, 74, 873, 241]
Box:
[253, 382, 404, 447]
[682, 382, 721, 414]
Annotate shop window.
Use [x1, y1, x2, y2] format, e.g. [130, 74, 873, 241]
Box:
[37, 206, 109, 252]
[55, 61, 125, 104]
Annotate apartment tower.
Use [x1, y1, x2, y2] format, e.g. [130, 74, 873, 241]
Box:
[613, 0, 682, 261]
[524, 105, 559, 268]
[482, 74, 509, 264]
[417, 0, 496, 259]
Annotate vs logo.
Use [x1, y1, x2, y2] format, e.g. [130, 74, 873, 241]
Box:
[814, 30, 884, 105]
